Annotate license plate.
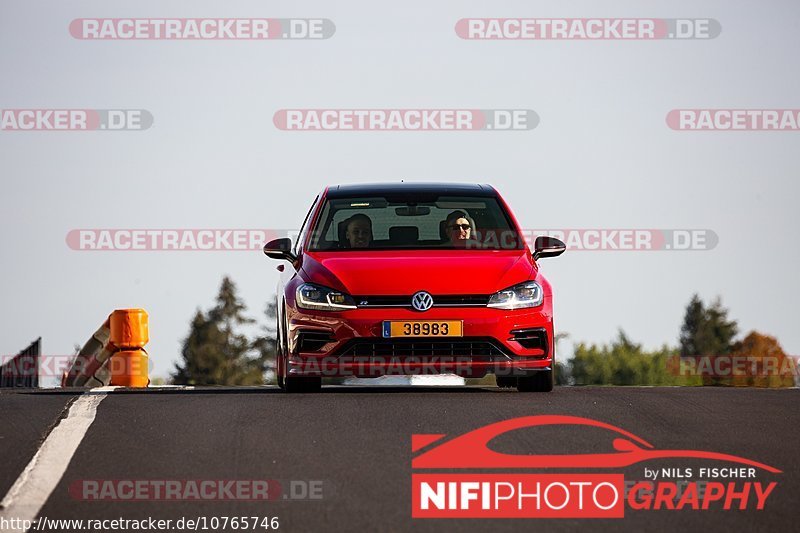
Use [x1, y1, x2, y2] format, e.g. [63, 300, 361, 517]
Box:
[382, 320, 463, 338]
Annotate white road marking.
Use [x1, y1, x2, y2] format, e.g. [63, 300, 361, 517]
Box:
[0, 393, 107, 532]
[91, 386, 121, 392]
[343, 374, 466, 386]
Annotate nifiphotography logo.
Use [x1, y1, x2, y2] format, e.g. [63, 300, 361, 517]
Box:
[411, 416, 780, 518]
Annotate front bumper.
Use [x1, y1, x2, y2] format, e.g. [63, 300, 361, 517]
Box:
[285, 306, 553, 378]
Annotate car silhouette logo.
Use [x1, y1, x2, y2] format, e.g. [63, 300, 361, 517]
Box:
[411, 415, 781, 472]
[411, 291, 434, 311]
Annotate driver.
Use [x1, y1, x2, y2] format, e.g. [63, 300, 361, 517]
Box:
[344, 214, 373, 248]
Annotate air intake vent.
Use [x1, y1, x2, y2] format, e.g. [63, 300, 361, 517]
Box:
[297, 330, 335, 352]
[510, 328, 548, 351]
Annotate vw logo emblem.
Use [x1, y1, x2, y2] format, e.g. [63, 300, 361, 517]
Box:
[411, 291, 434, 312]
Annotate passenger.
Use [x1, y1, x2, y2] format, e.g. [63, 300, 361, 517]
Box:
[345, 214, 373, 248]
[444, 210, 473, 245]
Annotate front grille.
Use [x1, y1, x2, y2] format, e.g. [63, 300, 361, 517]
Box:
[354, 294, 490, 308]
[334, 337, 508, 360]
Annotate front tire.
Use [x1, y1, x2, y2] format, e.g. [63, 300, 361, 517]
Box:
[276, 305, 286, 390]
[276, 305, 322, 393]
[496, 376, 517, 388]
[517, 370, 554, 392]
[284, 376, 322, 393]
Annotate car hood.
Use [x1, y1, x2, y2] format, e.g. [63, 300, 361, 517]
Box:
[301, 250, 534, 295]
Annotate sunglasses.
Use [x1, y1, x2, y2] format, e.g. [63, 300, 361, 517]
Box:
[448, 223, 471, 230]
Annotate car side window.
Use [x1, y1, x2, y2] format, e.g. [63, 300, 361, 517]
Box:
[294, 195, 319, 256]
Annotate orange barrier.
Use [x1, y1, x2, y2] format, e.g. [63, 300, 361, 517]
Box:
[109, 350, 149, 387]
[109, 309, 149, 387]
[109, 308, 149, 348]
[62, 309, 150, 388]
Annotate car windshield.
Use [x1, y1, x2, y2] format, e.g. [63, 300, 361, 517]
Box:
[307, 195, 523, 251]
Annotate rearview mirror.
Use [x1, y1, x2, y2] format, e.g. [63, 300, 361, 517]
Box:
[533, 236, 566, 261]
[263, 238, 297, 262]
[395, 206, 431, 216]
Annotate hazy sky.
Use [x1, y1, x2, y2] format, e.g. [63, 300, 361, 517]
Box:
[2, 1, 798, 382]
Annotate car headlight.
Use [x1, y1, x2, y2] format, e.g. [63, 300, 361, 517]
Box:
[487, 281, 543, 309]
[296, 283, 357, 311]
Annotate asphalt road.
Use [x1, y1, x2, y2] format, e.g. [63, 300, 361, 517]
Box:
[1, 386, 797, 532]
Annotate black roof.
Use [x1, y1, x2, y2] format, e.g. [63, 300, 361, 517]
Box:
[326, 182, 496, 198]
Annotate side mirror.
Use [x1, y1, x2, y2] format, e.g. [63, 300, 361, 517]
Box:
[533, 236, 566, 261]
[263, 238, 297, 262]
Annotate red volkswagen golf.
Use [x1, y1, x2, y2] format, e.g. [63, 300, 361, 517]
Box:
[264, 183, 565, 392]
